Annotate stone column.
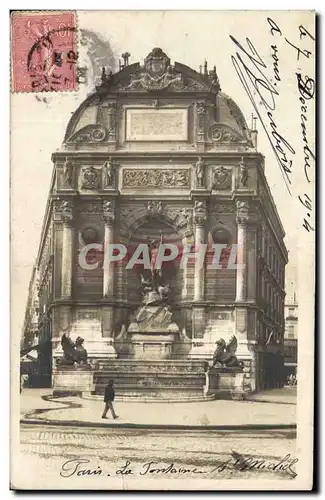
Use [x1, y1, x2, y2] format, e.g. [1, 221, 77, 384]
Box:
[194, 224, 205, 302]
[190, 200, 207, 357]
[235, 200, 249, 303]
[103, 202, 115, 298]
[235, 199, 251, 363]
[60, 200, 74, 299]
[102, 200, 117, 357]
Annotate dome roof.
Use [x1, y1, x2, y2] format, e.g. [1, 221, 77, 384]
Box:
[63, 48, 250, 144]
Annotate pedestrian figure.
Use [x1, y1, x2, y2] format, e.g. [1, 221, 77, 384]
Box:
[102, 380, 118, 419]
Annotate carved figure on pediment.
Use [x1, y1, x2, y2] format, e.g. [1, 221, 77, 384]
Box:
[103, 158, 115, 188]
[212, 166, 232, 190]
[127, 48, 183, 91]
[195, 157, 205, 188]
[62, 157, 73, 187]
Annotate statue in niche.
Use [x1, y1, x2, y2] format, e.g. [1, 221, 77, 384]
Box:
[62, 157, 73, 187]
[238, 157, 248, 187]
[148, 232, 163, 282]
[195, 157, 205, 188]
[103, 158, 115, 188]
[211, 336, 243, 369]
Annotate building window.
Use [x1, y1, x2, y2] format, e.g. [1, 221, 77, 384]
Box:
[287, 325, 295, 339]
[289, 307, 294, 315]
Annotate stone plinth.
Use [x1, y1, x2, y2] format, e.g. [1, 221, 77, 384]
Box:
[52, 366, 94, 397]
[128, 332, 178, 359]
[204, 366, 246, 400]
[126, 302, 180, 359]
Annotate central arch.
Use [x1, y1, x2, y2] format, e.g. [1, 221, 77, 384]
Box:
[125, 215, 183, 307]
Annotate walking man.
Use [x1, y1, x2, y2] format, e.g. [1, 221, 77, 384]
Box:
[102, 380, 118, 419]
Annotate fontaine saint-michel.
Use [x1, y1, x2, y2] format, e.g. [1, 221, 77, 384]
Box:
[22, 47, 287, 398]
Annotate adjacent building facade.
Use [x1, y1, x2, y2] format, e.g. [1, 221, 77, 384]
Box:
[22, 48, 288, 393]
[284, 296, 298, 378]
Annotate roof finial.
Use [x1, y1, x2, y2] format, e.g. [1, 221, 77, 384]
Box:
[122, 52, 131, 67]
[101, 67, 106, 84]
[204, 60, 208, 75]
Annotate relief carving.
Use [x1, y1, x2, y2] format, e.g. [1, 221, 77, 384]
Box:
[123, 48, 184, 91]
[78, 202, 102, 214]
[196, 102, 206, 142]
[213, 202, 235, 213]
[209, 123, 246, 143]
[81, 166, 100, 189]
[212, 166, 232, 190]
[147, 201, 163, 215]
[66, 124, 107, 143]
[122, 169, 190, 189]
[165, 207, 193, 231]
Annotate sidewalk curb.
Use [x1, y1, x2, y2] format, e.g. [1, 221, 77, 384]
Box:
[20, 418, 296, 431]
[246, 399, 296, 405]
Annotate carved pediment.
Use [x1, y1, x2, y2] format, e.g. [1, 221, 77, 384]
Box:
[98, 47, 220, 94]
[66, 124, 108, 143]
[209, 123, 247, 144]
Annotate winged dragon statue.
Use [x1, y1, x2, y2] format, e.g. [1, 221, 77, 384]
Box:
[211, 335, 243, 369]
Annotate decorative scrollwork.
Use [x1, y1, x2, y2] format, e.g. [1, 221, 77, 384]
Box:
[122, 169, 190, 189]
[209, 123, 246, 143]
[81, 166, 100, 189]
[212, 166, 232, 190]
[66, 124, 107, 143]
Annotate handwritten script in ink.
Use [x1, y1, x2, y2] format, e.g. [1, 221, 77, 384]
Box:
[59, 454, 298, 479]
[230, 17, 315, 233]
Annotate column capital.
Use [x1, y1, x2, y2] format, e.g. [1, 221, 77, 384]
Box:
[59, 199, 74, 225]
[193, 199, 207, 226]
[103, 199, 115, 225]
[236, 199, 249, 225]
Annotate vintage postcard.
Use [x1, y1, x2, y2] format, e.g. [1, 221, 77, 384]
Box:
[10, 10, 315, 490]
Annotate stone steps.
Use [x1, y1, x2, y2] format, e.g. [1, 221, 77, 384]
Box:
[93, 359, 208, 399]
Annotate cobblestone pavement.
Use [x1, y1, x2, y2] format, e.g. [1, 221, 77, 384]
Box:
[15, 424, 297, 487]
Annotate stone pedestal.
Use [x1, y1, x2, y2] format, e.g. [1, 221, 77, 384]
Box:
[204, 367, 246, 400]
[127, 332, 178, 359]
[126, 301, 180, 359]
[52, 367, 94, 396]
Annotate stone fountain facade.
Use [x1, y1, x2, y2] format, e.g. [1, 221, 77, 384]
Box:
[24, 48, 288, 398]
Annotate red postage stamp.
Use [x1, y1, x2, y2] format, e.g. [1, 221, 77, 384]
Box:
[11, 11, 77, 92]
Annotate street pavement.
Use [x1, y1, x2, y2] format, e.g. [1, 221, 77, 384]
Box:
[20, 387, 296, 428]
[16, 424, 297, 488]
[13, 388, 298, 489]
